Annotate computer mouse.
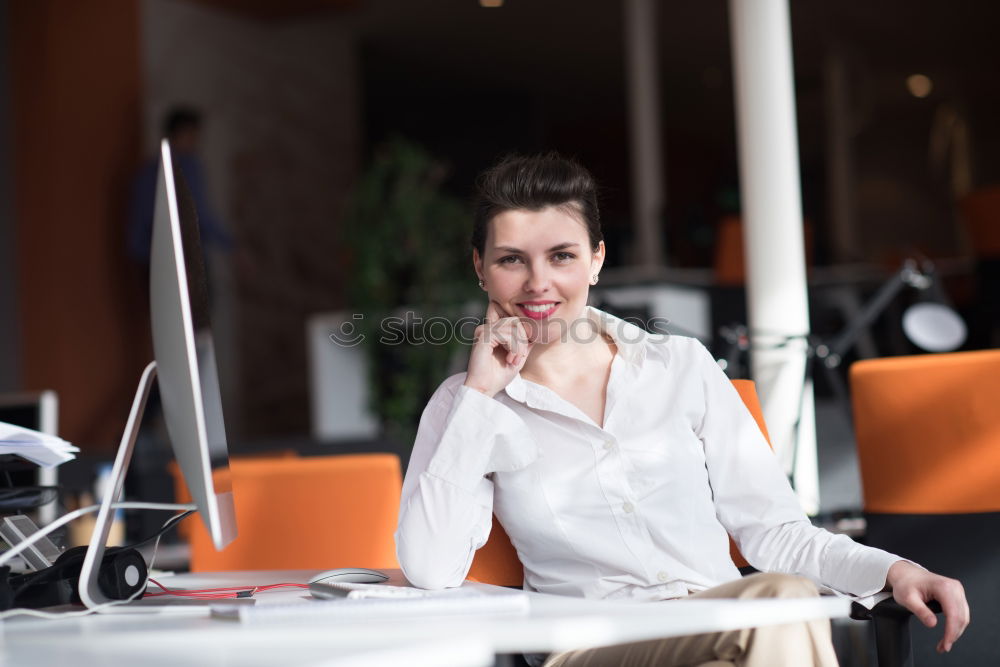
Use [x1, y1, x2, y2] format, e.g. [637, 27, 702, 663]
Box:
[308, 567, 389, 585]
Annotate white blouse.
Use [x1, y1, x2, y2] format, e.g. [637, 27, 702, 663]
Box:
[395, 307, 900, 601]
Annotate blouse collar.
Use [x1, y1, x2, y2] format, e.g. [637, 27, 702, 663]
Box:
[503, 306, 655, 404]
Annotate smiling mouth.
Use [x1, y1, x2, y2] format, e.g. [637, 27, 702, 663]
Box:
[517, 302, 560, 319]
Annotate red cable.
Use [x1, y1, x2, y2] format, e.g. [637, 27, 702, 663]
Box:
[144, 578, 308, 599]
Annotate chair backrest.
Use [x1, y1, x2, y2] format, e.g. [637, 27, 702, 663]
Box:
[714, 215, 747, 286]
[174, 453, 402, 571]
[713, 216, 815, 286]
[169, 449, 298, 541]
[728, 380, 773, 568]
[850, 350, 1000, 514]
[467, 379, 772, 585]
[851, 351, 1000, 664]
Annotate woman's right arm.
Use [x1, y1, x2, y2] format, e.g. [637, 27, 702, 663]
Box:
[394, 376, 538, 589]
[397, 303, 536, 589]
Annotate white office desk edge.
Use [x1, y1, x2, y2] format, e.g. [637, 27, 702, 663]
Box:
[0, 569, 852, 666]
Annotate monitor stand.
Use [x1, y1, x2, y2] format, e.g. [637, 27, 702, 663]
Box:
[77, 361, 194, 610]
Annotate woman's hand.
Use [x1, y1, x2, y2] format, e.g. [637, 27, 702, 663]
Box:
[464, 300, 534, 398]
[886, 560, 970, 653]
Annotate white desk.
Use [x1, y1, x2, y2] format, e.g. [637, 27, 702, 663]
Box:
[0, 570, 850, 666]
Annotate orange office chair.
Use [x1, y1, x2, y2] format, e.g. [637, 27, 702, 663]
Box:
[169, 450, 298, 542]
[714, 215, 748, 287]
[851, 350, 1000, 665]
[713, 216, 816, 286]
[171, 453, 402, 571]
[467, 379, 770, 584]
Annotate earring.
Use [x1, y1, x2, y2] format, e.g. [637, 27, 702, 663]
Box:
[591, 274, 599, 285]
[478, 279, 486, 288]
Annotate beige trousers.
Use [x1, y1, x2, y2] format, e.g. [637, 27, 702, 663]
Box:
[542, 573, 840, 667]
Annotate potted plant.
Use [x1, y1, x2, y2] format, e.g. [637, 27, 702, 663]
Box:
[341, 138, 478, 446]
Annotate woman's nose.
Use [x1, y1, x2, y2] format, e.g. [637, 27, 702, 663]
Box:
[523, 265, 552, 293]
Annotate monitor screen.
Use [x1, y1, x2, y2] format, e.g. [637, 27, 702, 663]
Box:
[150, 140, 236, 550]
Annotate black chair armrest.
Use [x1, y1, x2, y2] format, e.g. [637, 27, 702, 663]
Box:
[849, 597, 943, 667]
[850, 597, 943, 621]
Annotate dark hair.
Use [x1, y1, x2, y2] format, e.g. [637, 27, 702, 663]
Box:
[163, 107, 202, 139]
[471, 152, 603, 256]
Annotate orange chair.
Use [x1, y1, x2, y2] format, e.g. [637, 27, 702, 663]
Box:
[850, 350, 1000, 515]
[713, 215, 815, 286]
[168, 450, 298, 541]
[714, 215, 747, 286]
[172, 453, 402, 571]
[850, 350, 1000, 664]
[728, 379, 773, 569]
[467, 379, 771, 584]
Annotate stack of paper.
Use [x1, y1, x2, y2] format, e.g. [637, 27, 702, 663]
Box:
[0, 422, 79, 467]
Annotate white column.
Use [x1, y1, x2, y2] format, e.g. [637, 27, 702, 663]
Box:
[728, 0, 819, 514]
[624, 0, 666, 269]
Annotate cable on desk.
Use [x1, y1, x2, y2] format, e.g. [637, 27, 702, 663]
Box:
[130, 509, 195, 549]
[0, 588, 149, 621]
[8, 509, 197, 598]
[144, 579, 308, 600]
[0, 501, 195, 568]
[0, 508, 191, 621]
[0, 509, 308, 619]
[0, 485, 61, 510]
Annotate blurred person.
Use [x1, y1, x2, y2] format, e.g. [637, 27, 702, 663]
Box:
[127, 107, 233, 270]
[396, 153, 970, 666]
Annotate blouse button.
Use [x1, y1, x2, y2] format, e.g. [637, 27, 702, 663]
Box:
[623, 501, 635, 514]
[657, 571, 670, 583]
[603, 440, 615, 452]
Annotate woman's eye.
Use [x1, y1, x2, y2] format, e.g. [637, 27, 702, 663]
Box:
[553, 252, 576, 262]
[498, 255, 522, 264]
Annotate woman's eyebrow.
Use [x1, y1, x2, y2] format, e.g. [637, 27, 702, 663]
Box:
[494, 242, 581, 253]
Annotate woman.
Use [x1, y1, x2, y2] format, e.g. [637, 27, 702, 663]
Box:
[395, 153, 968, 666]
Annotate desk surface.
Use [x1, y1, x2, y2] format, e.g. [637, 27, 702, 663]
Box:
[0, 569, 850, 667]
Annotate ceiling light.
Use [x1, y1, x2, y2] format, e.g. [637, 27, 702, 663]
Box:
[906, 74, 933, 98]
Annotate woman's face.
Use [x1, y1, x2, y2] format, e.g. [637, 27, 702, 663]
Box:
[473, 206, 605, 344]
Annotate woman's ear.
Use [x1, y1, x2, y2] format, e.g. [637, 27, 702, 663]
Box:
[472, 248, 484, 282]
[590, 241, 606, 276]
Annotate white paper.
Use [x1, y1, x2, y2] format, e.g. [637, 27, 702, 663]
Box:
[0, 422, 79, 468]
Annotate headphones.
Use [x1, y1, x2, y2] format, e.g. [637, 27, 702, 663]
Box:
[0, 546, 147, 610]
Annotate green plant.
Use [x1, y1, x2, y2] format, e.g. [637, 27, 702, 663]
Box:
[342, 138, 478, 446]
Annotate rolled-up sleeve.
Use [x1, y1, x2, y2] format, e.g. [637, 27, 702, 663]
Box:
[395, 375, 539, 589]
[692, 343, 902, 597]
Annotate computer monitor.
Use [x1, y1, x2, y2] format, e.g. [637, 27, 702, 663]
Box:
[149, 139, 236, 551]
[78, 140, 237, 608]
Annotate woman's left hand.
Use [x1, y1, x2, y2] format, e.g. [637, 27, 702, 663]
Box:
[885, 560, 970, 653]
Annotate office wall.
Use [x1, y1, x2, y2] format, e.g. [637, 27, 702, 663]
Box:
[142, 0, 360, 438]
[10, 1, 144, 449]
[0, 0, 16, 393]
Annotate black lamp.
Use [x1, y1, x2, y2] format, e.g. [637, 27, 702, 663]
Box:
[718, 257, 967, 490]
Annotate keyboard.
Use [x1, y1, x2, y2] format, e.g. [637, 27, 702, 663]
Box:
[213, 587, 530, 624]
[309, 581, 432, 600]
